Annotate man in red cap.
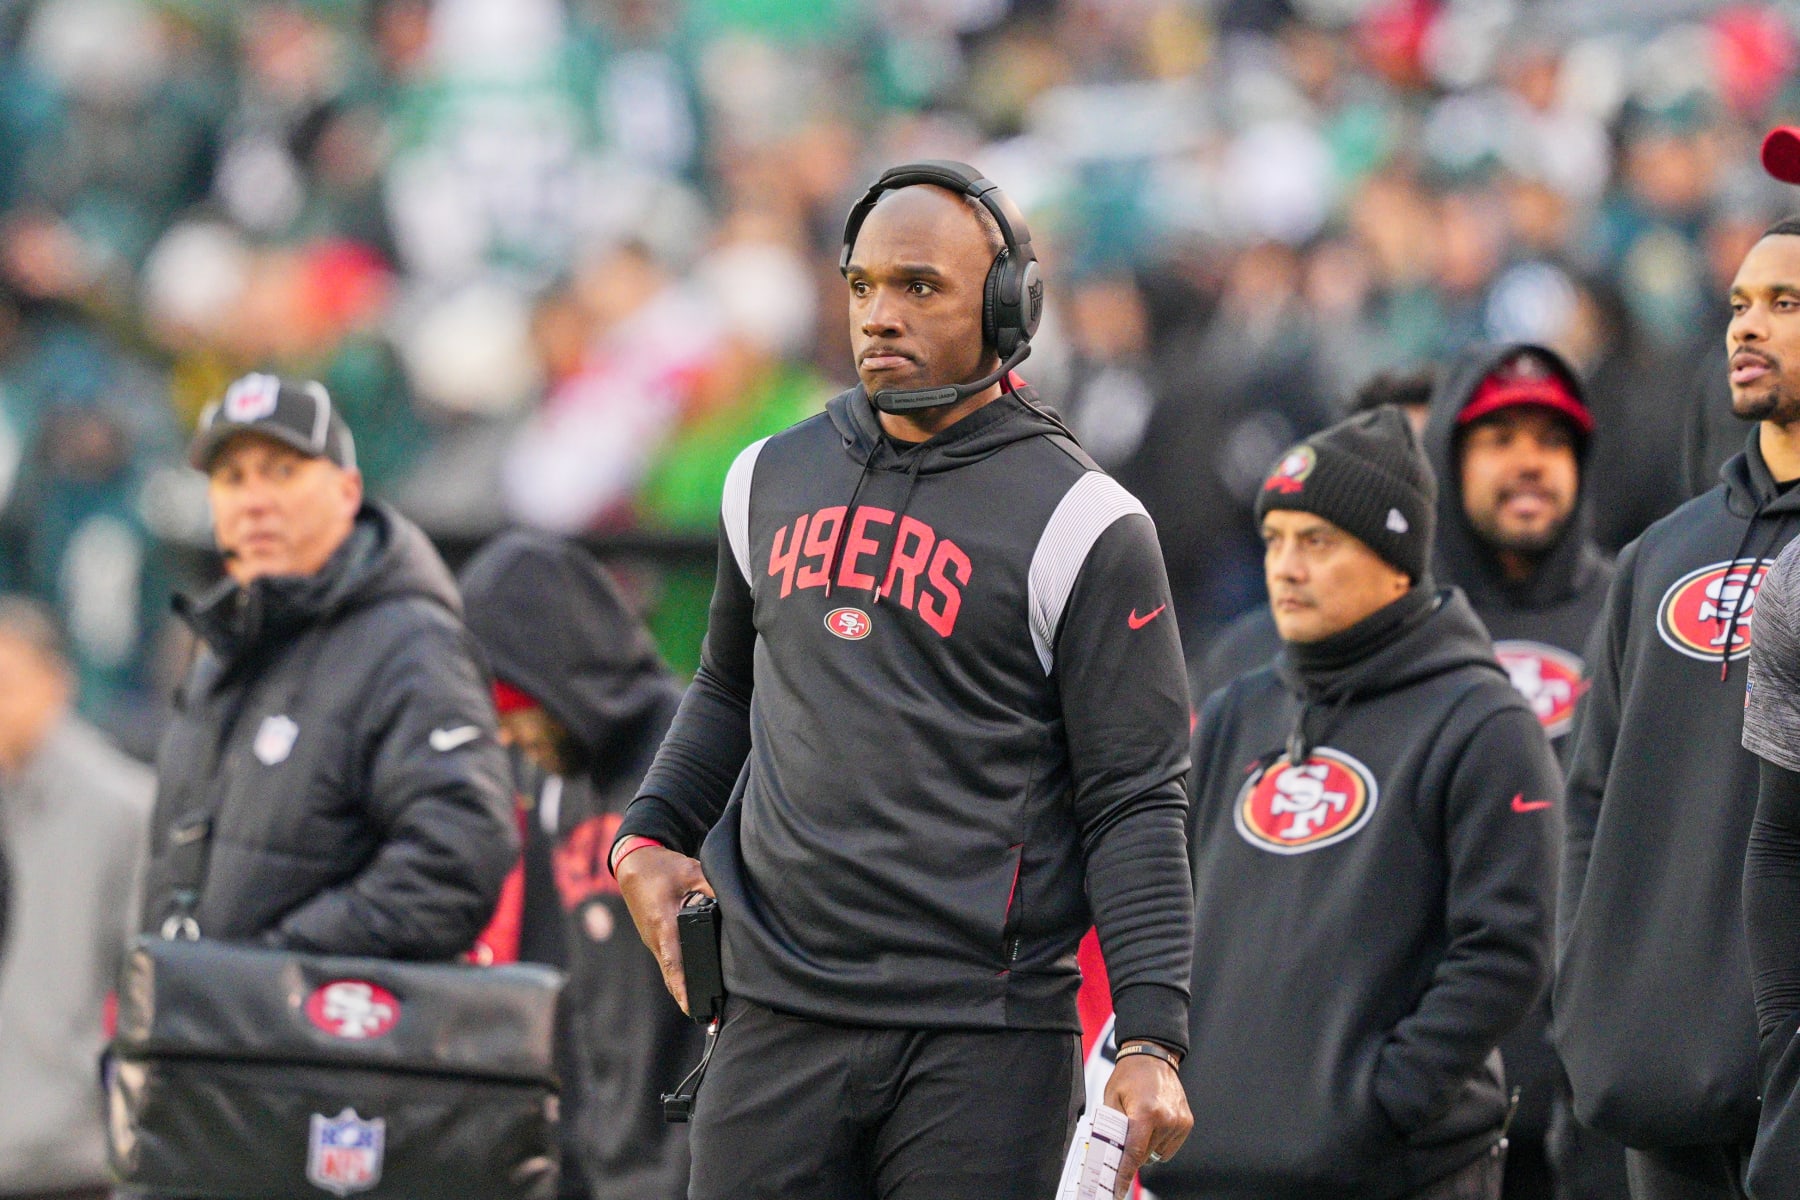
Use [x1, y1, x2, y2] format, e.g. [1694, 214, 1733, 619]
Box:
[1421, 343, 1624, 1200]
[1423, 346, 1610, 682]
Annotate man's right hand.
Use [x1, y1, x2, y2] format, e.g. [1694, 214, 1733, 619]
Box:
[617, 845, 714, 1014]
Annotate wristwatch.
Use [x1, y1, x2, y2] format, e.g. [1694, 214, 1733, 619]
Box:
[1116, 1040, 1181, 1071]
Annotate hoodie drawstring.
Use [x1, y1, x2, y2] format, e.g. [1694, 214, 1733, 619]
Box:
[1717, 503, 1788, 681]
[871, 453, 926, 607]
[823, 454, 877, 598]
[1285, 688, 1356, 768]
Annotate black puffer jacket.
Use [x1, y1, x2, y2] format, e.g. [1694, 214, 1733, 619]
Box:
[460, 531, 696, 1200]
[142, 502, 517, 960]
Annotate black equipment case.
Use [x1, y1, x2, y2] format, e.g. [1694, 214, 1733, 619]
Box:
[107, 937, 563, 1199]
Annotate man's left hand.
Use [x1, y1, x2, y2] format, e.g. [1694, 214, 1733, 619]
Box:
[1102, 1042, 1192, 1199]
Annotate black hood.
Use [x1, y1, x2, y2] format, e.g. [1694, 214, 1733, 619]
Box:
[177, 501, 460, 665]
[1707, 430, 1800, 682]
[1720, 426, 1800, 520]
[818, 382, 1076, 601]
[1274, 586, 1504, 765]
[458, 530, 678, 776]
[1278, 586, 1503, 699]
[1423, 342, 1606, 612]
[824, 382, 1069, 474]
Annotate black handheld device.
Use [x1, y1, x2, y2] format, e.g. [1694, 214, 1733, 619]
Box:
[663, 893, 725, 1124]
[676, 893, 725, 1023]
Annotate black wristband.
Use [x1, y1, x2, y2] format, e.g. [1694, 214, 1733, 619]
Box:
[1116, 1041, 1181, 1071]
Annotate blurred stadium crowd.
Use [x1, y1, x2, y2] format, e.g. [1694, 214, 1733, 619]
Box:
[0, 0, 1793, 752]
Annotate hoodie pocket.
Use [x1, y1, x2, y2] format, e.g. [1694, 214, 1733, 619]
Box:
[998, 843, 1024, 967]
[1377, 1043, 1507, 1152]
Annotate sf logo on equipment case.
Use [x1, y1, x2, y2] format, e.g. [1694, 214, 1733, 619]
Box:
[304, 980, 400, 1040]
[1657, 560, 1772, 662]
[1235, 748, 1379, 854]
[1494, 640, 1585, 737]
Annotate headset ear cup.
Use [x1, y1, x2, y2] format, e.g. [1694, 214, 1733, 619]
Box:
[1019, 258, 1043, 342]
[983, 249, 1008, 356]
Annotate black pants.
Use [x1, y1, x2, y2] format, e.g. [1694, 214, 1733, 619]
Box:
[687, 997, 1081, 1200]
[1624, 1144, 1753, 1200]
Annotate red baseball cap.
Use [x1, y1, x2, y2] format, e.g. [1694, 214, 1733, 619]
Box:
[1457, 351, 1593, 437]
[492, 679, 540, 715]
[1763, 126, 1800, 185]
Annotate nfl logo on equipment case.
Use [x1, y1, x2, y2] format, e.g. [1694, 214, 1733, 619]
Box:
[307, 1109, 385, 1196]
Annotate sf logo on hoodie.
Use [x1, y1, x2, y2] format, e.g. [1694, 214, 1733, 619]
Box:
[1658, 560, 1772, 662]
[1235, 749, 1379, 855]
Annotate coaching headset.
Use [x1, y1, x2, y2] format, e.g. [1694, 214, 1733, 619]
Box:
[839, 160, 1044, 414]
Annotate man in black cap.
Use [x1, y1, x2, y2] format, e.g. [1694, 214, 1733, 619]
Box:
[1189, 368, 1435, 706]
[140, 372, 516, 961]
[1145, 408, 1559, 1200]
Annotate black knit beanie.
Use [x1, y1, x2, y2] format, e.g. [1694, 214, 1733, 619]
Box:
[1254, 406, 1437, 581]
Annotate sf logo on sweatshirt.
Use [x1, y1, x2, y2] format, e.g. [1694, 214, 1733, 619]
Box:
[1658, 560, 1772, 662]
[1235, 748, 1379, 855]
[1494, 641, 1585, 738]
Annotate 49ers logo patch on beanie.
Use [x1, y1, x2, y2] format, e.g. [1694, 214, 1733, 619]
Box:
[1263, 445, 1316, 494]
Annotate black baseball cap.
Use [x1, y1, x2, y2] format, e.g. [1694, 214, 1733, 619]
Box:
[188, 373, 357, 472]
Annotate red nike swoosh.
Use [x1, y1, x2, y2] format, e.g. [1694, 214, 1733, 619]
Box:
[1128, 604, 1166, 630]
[1511, 794, 1553, 813]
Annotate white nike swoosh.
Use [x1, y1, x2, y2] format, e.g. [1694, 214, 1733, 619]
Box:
[429, 725, 481, 752]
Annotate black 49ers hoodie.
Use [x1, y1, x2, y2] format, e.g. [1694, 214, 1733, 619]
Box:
[459, 532, 696, 1200]
[1556, 428, 1800, 1148]
[616, 383, 1195, 1050]
[1145, 588, 1558, 1200]
[1423, 344, 1614, 751]
[1423, 345, 1618, 1154]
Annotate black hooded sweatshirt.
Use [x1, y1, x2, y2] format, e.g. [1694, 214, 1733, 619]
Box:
[143, 502, 517, 959]
[1424, 345, 1618, 1151]
[459, 531, 696, 1200]
[1145, 588, 1558, 1200]
[1556, 428, 1800, 1148]
[1191, 347, 1613, 739]
[616, 383, 1195, 1051]
[1423, 343, 1615, 755]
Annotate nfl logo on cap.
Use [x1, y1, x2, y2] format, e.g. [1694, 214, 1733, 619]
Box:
[221, 373, 282, 423]
[307, 1109, 385, 1197]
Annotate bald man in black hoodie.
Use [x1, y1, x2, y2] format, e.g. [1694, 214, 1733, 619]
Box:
[460, 532, 700, 1200]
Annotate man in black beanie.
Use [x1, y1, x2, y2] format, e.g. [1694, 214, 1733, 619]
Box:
[1144, 408, 1560, 1200]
